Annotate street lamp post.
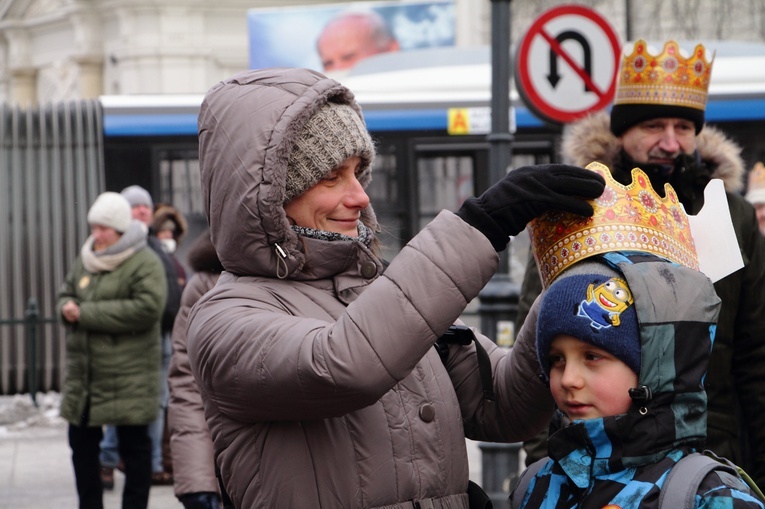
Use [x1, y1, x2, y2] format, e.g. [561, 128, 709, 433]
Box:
[478, 0, 522, 506]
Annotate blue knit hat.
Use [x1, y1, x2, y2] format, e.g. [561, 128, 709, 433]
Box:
[537, 272, 641, 379]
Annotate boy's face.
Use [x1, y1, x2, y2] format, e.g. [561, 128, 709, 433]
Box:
[548, 334, 638, 421]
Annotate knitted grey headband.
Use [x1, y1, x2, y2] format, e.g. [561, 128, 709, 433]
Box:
[285, 101, 375, 203]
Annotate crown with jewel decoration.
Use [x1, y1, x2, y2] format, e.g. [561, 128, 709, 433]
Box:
[615, 39, 713, 110]
[610, 40, 714, 135]
[528, 162, 699, 288]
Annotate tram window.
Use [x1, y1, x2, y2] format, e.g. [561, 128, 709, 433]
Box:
[366, 151, 406, 262]
[510, 153, 551, 169]
[366, 152, 399, 205]
[418, 155, 474, 231]
[158, 151, 204, 218]
[506, 151, 553, 286]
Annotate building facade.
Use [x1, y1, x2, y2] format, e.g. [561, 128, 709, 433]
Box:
[3, 0, 765, 105]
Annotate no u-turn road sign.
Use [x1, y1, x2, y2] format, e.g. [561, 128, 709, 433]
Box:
[515, 5, 621, 124]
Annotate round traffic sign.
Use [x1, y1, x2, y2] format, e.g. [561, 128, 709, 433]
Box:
[515, 5, 621, 124]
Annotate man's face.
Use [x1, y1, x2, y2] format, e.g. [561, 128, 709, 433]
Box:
[317, 17, 397, 72]
[131, 204, 153, 226]
[619, 117, 697, 166]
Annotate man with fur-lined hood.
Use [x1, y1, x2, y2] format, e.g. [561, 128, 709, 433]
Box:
[516, 39, 765, 488]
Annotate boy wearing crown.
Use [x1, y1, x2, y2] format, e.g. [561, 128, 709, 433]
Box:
[516, 39, 765, 488]
[509, 251, 764, 508]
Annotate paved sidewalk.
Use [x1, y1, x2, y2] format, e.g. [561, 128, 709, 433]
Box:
[0, 393, 511, 508]
[0, 424, 182, 509]
[0, 394, 182, 509]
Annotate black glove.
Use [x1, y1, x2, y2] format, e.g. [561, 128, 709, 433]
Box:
[455, 164, 605, 251]
[179, 492, 221, 509]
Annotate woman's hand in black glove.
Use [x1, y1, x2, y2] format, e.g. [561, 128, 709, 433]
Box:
[455, 164, 605, 251]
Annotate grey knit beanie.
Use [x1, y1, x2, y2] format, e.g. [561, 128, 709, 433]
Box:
[121, 185, 154, 209]
[87, 192, 132, 233]
[285, 101, 375, 203]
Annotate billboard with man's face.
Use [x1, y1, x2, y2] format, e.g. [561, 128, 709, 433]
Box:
[248, 0, 455, 75]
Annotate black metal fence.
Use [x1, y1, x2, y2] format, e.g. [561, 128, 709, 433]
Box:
[0, 100, 104, 396]
[0, 299, 60, 405]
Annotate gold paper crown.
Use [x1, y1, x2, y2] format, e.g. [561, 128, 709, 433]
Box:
[614, 39, 713, 111]
[528, 162, 699, 288]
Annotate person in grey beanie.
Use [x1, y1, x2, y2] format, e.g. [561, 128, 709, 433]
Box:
[57, 191, 167, 509]
[185, 67, 605, 509]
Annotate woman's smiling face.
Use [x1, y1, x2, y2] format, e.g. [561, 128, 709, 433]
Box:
[284, 156, 369, 237]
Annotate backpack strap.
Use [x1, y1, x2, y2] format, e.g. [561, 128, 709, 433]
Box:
[659, 452, 739, 509]
[435, 325, 495, 401]
[509, 457, 549, 508]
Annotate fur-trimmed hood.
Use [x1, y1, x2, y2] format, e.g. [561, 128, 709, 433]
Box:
[152, 204, 188, 243]
[561, 111, 745, 193]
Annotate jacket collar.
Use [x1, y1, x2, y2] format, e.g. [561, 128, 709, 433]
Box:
[290, 234, 383, 304]
[549, 414, 628, 488]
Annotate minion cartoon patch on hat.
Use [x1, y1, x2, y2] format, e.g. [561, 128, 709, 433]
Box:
[537, 272, 641, 378]
[578, 277, 634, 330]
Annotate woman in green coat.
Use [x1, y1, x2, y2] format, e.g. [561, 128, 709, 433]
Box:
[58, 191, 167, 509]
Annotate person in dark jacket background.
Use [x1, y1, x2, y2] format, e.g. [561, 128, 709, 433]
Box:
[516, 39, 765, 487]
[58, 191, 167, 509]
[168, 229, 228, 509]
[152, 203, 189, 290]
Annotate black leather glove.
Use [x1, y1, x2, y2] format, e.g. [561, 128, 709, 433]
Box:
[455, 164, 605, 251]
[179, 492, 221, 509]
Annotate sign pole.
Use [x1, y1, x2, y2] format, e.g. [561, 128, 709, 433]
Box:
[488, 0, 513, 188]
[479, 0, 522, 505]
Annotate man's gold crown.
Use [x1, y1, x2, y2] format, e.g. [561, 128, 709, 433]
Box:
[614, 39, 713, 111]
[528, 162, 699, 288]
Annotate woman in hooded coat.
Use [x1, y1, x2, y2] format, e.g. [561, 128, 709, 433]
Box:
[186, 67, 605, 508]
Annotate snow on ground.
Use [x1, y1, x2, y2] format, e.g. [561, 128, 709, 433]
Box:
[0, 392, 66, 437]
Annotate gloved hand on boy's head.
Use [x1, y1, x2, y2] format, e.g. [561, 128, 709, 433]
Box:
[456, 164, 605, 251]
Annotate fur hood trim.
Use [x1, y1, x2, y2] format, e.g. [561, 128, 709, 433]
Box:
[152, 204, 188, 243]
[561, 111, 744, 193]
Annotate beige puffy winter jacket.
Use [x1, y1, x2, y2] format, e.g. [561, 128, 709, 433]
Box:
[187, 68, 553, 509]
